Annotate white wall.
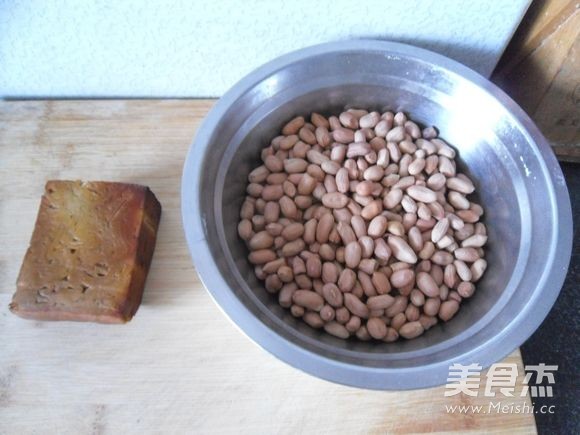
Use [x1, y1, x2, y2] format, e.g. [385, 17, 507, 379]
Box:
[0, 0, 530, 98]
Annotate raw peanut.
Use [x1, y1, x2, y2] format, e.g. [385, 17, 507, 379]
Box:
[306, 256, 322, 278]
[424, 155, 439, 174]
[265, 274, 282, 293]
[359, 236, 374, 258]
[361, 200, 382, 220]
[263, 258, 286, 274]
[399, 140, 416, 154]
[471, 258, 487, 282]
[427, 173, 446, 190]
[322, 192, 348, 209]
[333, 127, 355, 144]
[299, 126, 317, 145]
[422, 126, 437, 139]
[345, 241, 362, 269]
[344, 293, 370, 318]
[404, 120, 421, 139]
[401, 195, 417, 213]
[399, 321, 424, 339]
[408, 226, 423, 252]
[324, 321, 350, 339]
[383, 327, 399, 342]
[438, 155, 455, 177]
[454, 247, 480, 262]
[371, 271, 391, 294]
[410, 289, 425, 307]
[238, 219, 253, 240]
[315, 214, 334, 243]
[281, 223, 305, 241]
[419, 241, 435, 260]
[461, 234, 487, 248]
[313, 305, 331, 320]
[407, 185, 437, 203]
[448, 191, 470, 210]
[388, 236, 417, 264]
[386, 126, 405, 142]
[444, 264, 459, 288]
[278, 284, 297, 307]
[282, 116, 305, 135]
[431, 217, 450, 243]
[240, 200, 255, 220]
[303, 311, 324, 328]
[345, 315, 361, 333]
[419, 314, 438, 330]
[405, 304, 420, 321]
[364, 165, 384, 181]
[367, 294, 395, 310]
[457, 281, 475, 298]
[447, 176, 475, 194]
[385, 296, 408, 317]
[297, 173, 317, 195]
[290, 304, 304, 317]
[311, 113, 329, 128]
[423, 297, 440, 316]
[454, 260, 472, 281]
[281, 239, 305, 257]
[337, 221, 357, 244]
[315, 126, 331, 147]
[367, 318, 388, 339]
[248, 249, 276, 264]
[333, 208, 352, 222]
[338, 268, 356, 292]
[374, 238, 392, 264]
[284, 158, 308, 174]
[339, 111, 358, 129]
[335, 168, 350, 193]
[358, 271, 376, 297]
[351, 215, 367, 238]
[322, 283, 343, 308]
[347, 142, 371, 158]
[416, 272, 439, 297]
[359, 258, 378, 275]
[306, 149, 329, 165]
[249, 231, 274, 250]
[431, 251, 454, 265]
[264, 155, 284, 172]
[439, 300, 460, 321]
[447, 213, 465, 230]
[279, 196, 298, 218]
[331, 144, 347, 162]
[360, 111, 381, 128]
[293, 290, 324, 311]
[457, 209, 480, 223]
[384, 189, 403, 209]
[390, 269, 415, 288]
[367, 216, 388, 238]
[321, 160, 341, 175]
[387, 221, 405, 237]
[278, 266, 294, 282]
[319, 244, 335, 261]
[392, 175, 415, 190]
[408, 158, 426, 175]
[322, 262, 339, 283]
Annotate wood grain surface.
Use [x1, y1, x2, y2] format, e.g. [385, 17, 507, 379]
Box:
[0, 100, 536, 434]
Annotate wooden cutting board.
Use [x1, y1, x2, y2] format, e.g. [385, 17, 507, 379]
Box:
[0, 100, 536, 434]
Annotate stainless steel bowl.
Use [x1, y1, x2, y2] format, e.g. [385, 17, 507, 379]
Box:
[181, 40, 572, 389]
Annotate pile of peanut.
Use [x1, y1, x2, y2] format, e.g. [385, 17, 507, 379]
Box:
[238, 109, 487, 341]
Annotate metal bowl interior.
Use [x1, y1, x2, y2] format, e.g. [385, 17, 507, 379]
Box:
[182, 41, 572, 389]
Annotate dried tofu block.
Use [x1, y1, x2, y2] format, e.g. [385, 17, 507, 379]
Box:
[10, 180, 161, 323]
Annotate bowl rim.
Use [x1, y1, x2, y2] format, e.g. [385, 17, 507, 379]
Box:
[181, 40, 573, 390]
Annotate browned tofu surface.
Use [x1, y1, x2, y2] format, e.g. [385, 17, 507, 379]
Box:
[10, 180, 161, 323]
